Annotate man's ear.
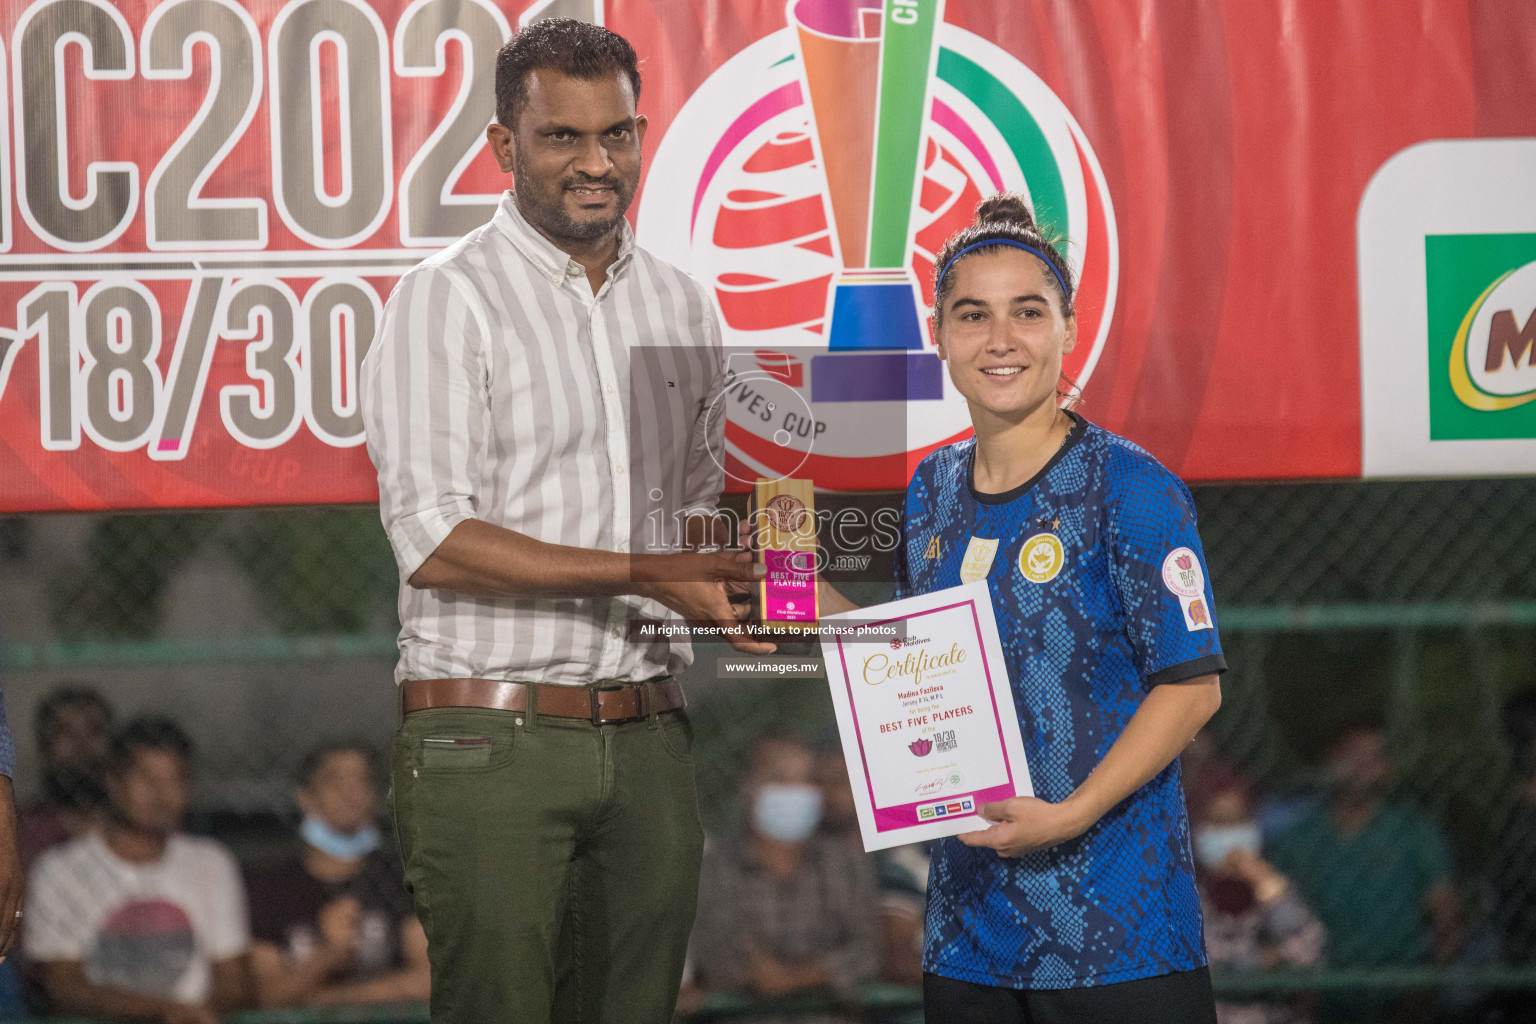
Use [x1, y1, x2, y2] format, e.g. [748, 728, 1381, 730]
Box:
[635, 113, 649, 149]
[487, 122, 516, 175]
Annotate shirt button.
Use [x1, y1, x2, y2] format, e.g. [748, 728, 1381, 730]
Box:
[611, 628, 622, 639]
[606, 384, 615, 394]
[615, 465, 625, 475]
[617, 543, 629, 553]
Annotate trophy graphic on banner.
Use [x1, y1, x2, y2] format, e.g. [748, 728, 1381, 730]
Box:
[790, 0, 947, 403]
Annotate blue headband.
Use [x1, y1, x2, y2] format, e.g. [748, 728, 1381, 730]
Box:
[935, 239, 1071, 305]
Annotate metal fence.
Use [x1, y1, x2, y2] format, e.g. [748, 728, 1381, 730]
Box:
[2, 474, 1536, 1021]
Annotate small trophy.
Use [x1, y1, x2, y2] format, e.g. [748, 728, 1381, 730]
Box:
[750, 478, 819, 634]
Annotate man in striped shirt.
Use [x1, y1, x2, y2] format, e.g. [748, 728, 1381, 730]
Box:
[361, 19, 769, 1024]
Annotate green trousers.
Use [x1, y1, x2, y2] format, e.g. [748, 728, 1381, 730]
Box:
[390, 698, 705, 1024]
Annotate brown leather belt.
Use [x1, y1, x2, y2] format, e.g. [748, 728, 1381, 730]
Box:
[400, 677, 685, 725]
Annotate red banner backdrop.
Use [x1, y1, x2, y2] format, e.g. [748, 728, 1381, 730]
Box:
[0, 0, 1531, 512]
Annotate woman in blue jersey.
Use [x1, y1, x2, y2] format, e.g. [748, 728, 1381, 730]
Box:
[875, 194, 1224, 1023]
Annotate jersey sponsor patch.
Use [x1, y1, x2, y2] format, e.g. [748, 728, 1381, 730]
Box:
[1018, 533, 1064, 583]
[1184, 597, 1212, 630]
[1163, 548, 1212, 631]
[1161, 548, 1204, 596]
[959, 536, 999, 583]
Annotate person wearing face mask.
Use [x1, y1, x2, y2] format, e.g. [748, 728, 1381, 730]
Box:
[688, 735, 879, 1022]
[1190, 773, 1323, 1024]
[245, 742, 428, 1009]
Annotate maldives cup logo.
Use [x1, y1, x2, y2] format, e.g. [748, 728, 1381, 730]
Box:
[638, 0, 1118, 490]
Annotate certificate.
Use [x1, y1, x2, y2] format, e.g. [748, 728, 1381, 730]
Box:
[820, 581, 1033, 852]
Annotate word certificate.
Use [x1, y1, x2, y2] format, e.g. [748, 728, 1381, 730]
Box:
[821, 582, 1033, 851]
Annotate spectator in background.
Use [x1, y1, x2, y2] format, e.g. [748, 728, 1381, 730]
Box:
[690, 735, 878, 1021]
[816, 748, 860, 850]
[1270, 727, 1459, 968]
[1190, 770, 1324, 1024]
[1269, 726, 1459, 1023]
[246, 741, 428, 1009]
[1492, 689, 1536, 965]
[24, 717, 249, 1024]
[815, 748, 928, 988]
[18, 685, 114, 872]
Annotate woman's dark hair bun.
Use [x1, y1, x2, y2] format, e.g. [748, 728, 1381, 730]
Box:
[931, 189, 1075, 322]
[974, 191, 1035, 230]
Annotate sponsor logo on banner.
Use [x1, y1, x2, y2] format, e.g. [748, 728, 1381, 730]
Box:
[638, 1, 1118, 490]
[1431, 241, 1536, 435]
[959, 536, 998, 583]
[1359, 140, 1536, 477]
[1018, 533, 1064, 583]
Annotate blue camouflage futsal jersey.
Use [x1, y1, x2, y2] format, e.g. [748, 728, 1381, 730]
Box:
[899, 413, 1226, 990]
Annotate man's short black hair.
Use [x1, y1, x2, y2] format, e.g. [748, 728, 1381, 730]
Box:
[35, 684, 113, 748]
[296, 739, 377, 790]
[108, 717, 193, 775]
[494, 18, 641, 129]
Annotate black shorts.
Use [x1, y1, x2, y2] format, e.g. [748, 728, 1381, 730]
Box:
[924, 966, 1218, 1024]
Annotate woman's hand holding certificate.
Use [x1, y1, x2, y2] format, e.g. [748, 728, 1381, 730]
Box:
[963, 677, 1222, 858]
[958, 795, 1094, 858]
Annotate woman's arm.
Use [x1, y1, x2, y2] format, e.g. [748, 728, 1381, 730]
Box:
[959, 676, 1221, 857]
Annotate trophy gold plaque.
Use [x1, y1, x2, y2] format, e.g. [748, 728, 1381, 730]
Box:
[751, 478, 818, 633]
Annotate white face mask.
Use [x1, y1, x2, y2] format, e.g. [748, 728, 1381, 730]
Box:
[300, 814, 381, 860]
[752, 783, 824, 843]
[1194, 822, 1262, 869]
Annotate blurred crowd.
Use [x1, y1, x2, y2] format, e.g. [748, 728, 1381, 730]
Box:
[6, 685, 427, 1023]
[5, 684, 1536, 1023]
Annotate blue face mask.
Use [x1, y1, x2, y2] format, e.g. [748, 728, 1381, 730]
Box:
[301, 815, 381, 861]
[752, 783, 823, 843]
[1194, 822, 1262, 869]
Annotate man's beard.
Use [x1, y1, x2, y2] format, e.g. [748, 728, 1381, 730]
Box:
[514, 152, 636, 243]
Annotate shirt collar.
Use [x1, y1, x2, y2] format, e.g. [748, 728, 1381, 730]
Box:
[493, 191, 636, 286]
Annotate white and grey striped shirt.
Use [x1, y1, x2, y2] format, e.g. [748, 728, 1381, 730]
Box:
[361, 193, 725, 686]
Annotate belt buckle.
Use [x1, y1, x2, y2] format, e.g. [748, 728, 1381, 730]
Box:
[589, 685, 626, 726]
